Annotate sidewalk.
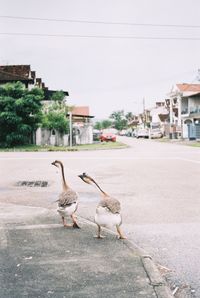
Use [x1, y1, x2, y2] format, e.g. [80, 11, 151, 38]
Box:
[0, 206, 172, 298]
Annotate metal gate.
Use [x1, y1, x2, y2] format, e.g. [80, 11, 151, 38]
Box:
[188, 124, 196, 140]
[196, 124, 200, 139]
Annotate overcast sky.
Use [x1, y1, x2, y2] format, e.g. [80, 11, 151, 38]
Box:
[1, 0, 200, 119]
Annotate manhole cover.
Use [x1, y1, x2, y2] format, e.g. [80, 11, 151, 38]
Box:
[16, 181, 49, 187]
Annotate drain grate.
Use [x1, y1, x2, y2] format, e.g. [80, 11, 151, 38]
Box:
[16, 181, 49, 187]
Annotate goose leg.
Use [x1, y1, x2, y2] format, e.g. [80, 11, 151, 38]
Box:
[94, 224, 105, 239]
[71, 214, 81, 229]
[116, 225, 126, 239]
[62, 216, 72, 228]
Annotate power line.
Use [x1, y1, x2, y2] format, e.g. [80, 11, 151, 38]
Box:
[1, 15, 200, 29]
[1, 32, 200, 40]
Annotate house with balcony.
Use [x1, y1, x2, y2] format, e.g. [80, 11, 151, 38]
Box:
[177, 84, 200, 139]
[150, 102, 169, 135]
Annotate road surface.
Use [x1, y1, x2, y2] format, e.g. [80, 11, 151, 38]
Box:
[0, 138, 200, 297]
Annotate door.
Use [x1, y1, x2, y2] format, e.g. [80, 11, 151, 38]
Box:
[188, 124, 196, 140]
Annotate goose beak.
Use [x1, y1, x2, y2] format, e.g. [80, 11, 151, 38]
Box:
[78, 173, 92, 185]
[51, 161, 58, 167]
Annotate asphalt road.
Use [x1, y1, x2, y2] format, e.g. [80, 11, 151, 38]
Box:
[0, 137, 200, 297]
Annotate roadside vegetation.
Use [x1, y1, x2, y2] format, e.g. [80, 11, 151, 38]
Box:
[0, 82, 43, 147]
[0, 82, 132, 151]
[41, 90, 70, 134]
[155, 137, 200, 147]
[94, 110, 133, 131]
[189, 142, 200, 147]
[0, 82, 72, 149]
[0, 141, 128, 152]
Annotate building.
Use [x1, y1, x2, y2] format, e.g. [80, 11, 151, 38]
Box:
[169, 84, 200, 139]
[70, 106, 94, 145]
[0, 65, 35, 88]
[150, 102, 169, 135]
[0, 64, 69, 99]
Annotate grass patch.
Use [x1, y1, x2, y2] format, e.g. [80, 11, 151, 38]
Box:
[187, 142, 200, 147]
[155, 138, 200, 147]
[0, 141, 128, 152]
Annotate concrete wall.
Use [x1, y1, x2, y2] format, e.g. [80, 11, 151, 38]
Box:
[78, 124, 93, 144]
[36, 124, 93, 146]
[36, 128, 69, 146]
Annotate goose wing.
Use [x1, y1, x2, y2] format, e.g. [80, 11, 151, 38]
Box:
[58, 189, 78, 207]
[99, 197, 121, 214]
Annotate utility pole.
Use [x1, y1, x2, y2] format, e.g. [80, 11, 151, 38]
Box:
[69, 112, 73, 147]
[197, 69, 200, 81]
[143, 97, 146, 127]
[169, 97, 173, 125]
[177, 92, 182, 127]
[169, 96, 173, 139]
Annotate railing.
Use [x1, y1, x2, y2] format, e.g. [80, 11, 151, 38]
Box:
[181, 107, 200, 115]
[190, 107, 200, 114]
[181, 108, 188, 115]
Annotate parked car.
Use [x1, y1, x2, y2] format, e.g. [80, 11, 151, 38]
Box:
[135, 128, 149, 138]
[150, 129, 163, 139]
[100, 133, 116, 142]
[118, 130, 127, 136]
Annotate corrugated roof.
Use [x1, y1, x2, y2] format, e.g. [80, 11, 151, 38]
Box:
[71, 106, 90, 116]
[177, 83, 200, 92]
[182, 91, 200, 97]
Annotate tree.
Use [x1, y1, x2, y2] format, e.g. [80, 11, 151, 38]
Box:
[0, 82, 43, 147]
[109, 110, 127, 131]
[42, 111, 69, 134]
[94, 121, 102, 130]
[41, 91, 69, 134]
[51, 90, 66, 102]
[101, 119, 112, 129]
[125, 112, 134, 121]
[94, 119, 112, 130]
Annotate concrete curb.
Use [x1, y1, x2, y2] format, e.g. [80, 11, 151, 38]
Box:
[79, 216, 173, 298]
[124, 240, 173, 298]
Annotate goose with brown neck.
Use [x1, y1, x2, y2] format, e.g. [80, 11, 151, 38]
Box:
[78, 173, 126, 239]
[52, 160, 80, 228]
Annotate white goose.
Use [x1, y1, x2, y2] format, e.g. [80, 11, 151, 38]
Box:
[52, 160, 80, 228]
[78, 173, 126, 239]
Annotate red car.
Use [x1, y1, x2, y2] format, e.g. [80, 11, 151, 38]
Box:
[100, 133, 116, 142]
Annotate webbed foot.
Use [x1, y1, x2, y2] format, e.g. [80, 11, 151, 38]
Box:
[94, 235, 106, 239]
[73, 222, 81, 229]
